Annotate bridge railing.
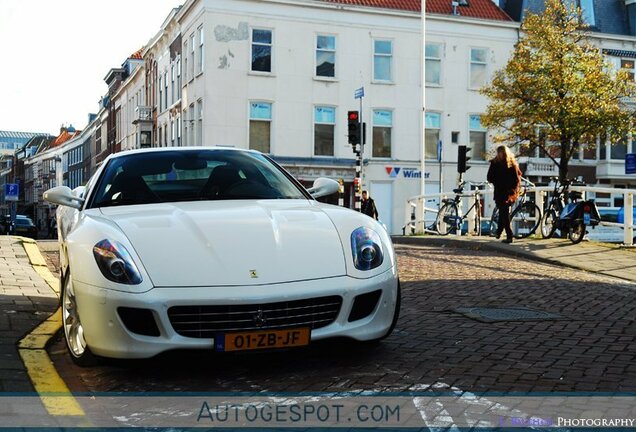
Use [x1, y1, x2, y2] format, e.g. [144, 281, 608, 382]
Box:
[404, 184, 635, 246]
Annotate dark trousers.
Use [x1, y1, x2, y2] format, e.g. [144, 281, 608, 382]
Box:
[497, 201, 513, 240]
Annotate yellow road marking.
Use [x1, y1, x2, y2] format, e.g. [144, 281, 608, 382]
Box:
[23, 242, 48, 266]
[17, 239, 86, 418]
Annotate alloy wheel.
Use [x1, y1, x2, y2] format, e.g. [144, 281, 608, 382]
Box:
[62, 275, 86, 358]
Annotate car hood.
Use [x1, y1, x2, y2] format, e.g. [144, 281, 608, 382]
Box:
[99, 200, 347, 287]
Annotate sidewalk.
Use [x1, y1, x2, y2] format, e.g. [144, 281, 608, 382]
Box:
[0, 236, 59, 392]
[393, 235, 636, 283]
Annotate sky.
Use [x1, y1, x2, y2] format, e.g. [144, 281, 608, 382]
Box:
[0, 0, 182, 135]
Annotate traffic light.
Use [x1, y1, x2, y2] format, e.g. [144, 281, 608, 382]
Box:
[348, 111, 361, 145]
[457, 145, 471, 173]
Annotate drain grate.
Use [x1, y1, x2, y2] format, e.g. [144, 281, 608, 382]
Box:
[454, 307, 562, 323]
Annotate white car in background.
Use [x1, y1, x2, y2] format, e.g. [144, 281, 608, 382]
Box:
[44, 148, 400, 365]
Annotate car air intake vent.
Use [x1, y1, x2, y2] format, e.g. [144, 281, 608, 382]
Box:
[168, 296, 342, 338]
[117, 307, 161, 337]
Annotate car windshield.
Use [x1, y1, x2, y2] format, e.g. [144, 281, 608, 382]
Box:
[89, 149, 308, 208]
[15, 218, 33, 226]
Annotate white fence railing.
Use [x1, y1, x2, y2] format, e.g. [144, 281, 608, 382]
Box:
[404, 184, 635, 246]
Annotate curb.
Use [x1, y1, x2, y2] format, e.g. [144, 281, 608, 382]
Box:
[16, 237, 85, 417]
[391, 235, 636, 284]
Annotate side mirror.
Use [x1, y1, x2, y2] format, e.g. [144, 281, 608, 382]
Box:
[43, 186, 85, 210]
[307, 177, 340, 199]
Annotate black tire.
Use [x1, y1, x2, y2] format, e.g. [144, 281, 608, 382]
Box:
[541, 208, 558, 239]
[436, 203, 459, 236]
[569, 221, 586, 244]
[511, 202, 542, 239]
[489, 208, 500, 237]
[61, 269, 99, 367]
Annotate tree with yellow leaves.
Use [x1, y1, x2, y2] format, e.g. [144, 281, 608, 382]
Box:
[481, 0, 634, 183]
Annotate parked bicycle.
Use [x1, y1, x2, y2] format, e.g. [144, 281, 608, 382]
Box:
[540, 177, 568, 239]
[489, 178, 542, 239]
[540, 177, 600, 244]
[435, 182, 488, 236]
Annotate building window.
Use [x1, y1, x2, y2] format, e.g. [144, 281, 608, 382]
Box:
[188, 104, 195, 146]
[469, 115, 486, 161]
[314, 106, 335, 156]
[425, 43, 442, 86]
[171, 63, 175, 104]
[316, 35, 336, 78]
[158, 76, 163, 111]
[176, 57, 181, 99]
[197, 27, 204, 74]
[163, 71, 168, 108]
[190, 33, 195, 80]
[579, 0, 595, 26]
[197, 99, 203, 146]
[171, 120, 175, 146]
[177, 114, 181, 146]
[612, 137, 628, 160]
[184, 40, 188, 83]
[621, 59, 635, 81]
[373, 39, 392, 82]
[251, 29, 272, 73]
[249, 102, 272, 153]
[425, 112, 441, 160]
[372, 110, 392, 158]
[470, 47, 488, 89]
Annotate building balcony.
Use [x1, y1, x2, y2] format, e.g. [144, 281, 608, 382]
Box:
[524, 159, 559, 177]
[596, 159, 633, 179]
[132, 106, 152, 124]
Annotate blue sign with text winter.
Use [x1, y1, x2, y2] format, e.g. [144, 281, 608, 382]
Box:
[385, 166, 430, 179]
[4, 183, 19, 201]
[626, 153, 636, 174]
[354, 87, 364, 99]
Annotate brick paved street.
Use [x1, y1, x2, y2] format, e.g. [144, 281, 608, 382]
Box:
[0, 237, 58, 392]
[46, 243, 636, 394]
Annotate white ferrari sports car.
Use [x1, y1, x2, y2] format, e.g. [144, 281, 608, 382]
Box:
[44, 148, 400, 365]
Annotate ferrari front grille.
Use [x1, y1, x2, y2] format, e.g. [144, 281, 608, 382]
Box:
[167, 295, 342, 338]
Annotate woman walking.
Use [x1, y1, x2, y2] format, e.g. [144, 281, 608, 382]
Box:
[487, 145, 522, 243]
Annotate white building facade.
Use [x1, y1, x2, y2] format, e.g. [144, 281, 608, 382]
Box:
[172, 0, 421, 234]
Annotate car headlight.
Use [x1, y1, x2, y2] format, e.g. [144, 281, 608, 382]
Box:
[93, 239, 143, 285]
[351, 227, 383, 271]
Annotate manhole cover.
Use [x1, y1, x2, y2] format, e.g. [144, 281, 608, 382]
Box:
[454, 307, 562, 322]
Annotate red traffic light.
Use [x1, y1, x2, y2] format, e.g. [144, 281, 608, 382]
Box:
[348, 111, 359, 121]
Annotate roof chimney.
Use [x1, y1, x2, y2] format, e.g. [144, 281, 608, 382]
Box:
[452, 0, 459, 15]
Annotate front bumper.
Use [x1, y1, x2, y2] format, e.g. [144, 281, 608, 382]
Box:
[73, 268, 398, 359]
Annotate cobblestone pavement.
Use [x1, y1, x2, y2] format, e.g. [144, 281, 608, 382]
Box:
[46, 243, 636, 394]
[0, 237, 58, 392]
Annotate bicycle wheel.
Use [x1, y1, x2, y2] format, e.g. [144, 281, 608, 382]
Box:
[541, 208, 558, 239]
[569, 221, 586, 244]
[511, 202, 542, 239]
[436, 203, 459, 236]
[489, 208, 500, 237]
